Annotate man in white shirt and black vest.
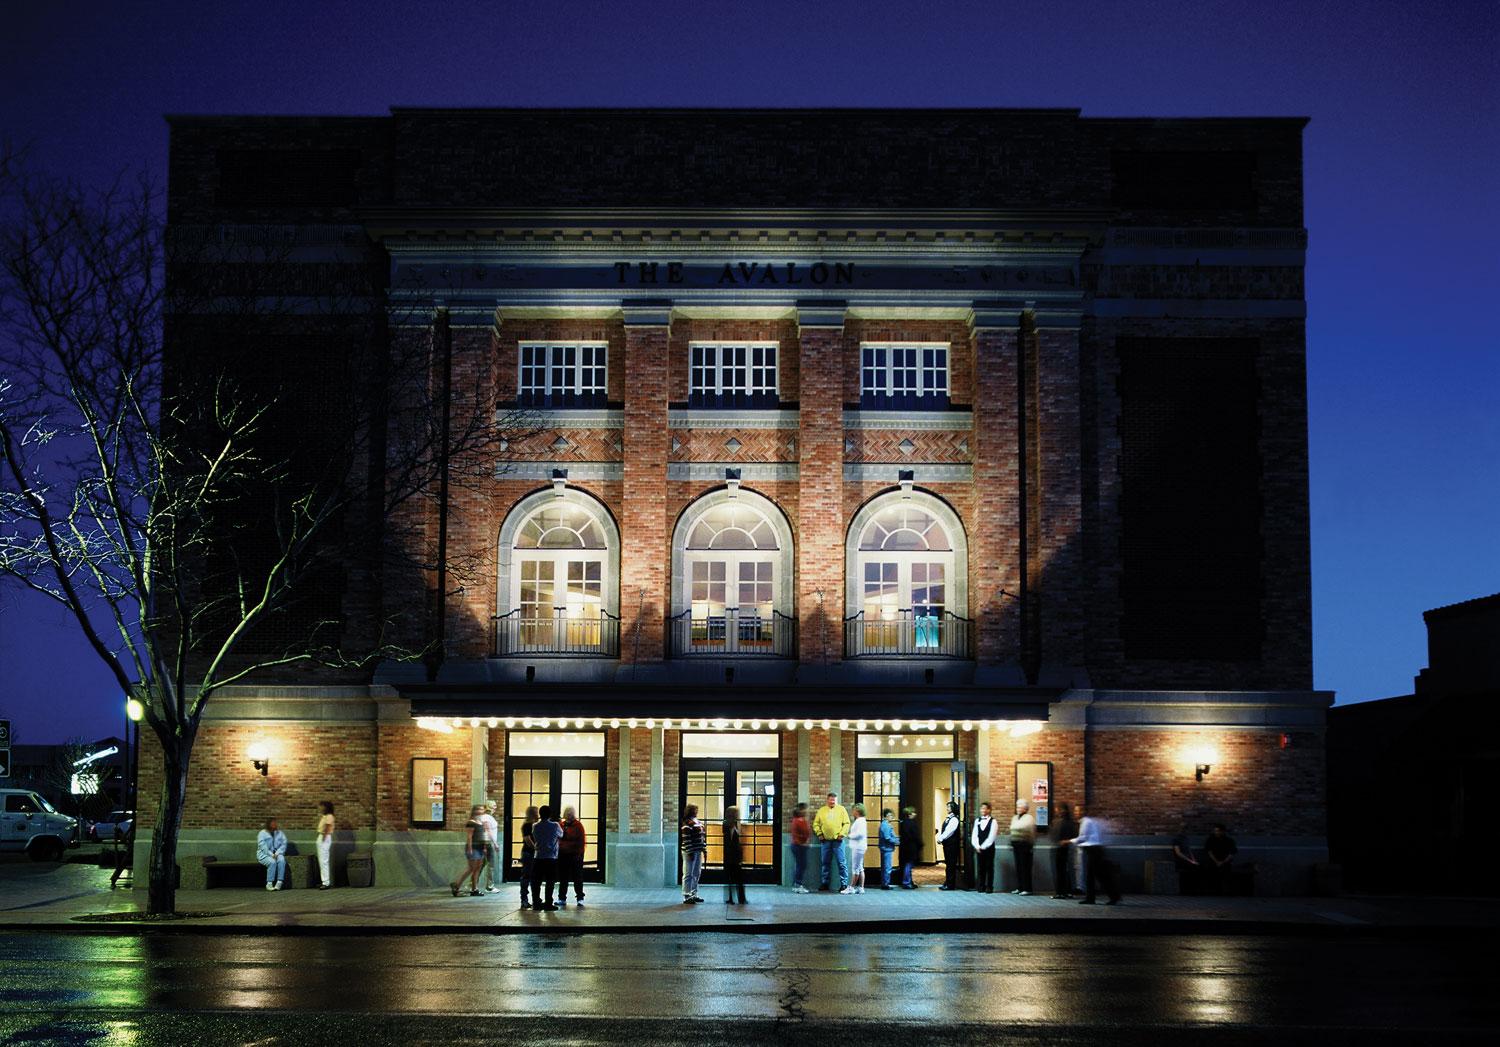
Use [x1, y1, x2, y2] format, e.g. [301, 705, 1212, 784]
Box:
[971, 802, 999, 893]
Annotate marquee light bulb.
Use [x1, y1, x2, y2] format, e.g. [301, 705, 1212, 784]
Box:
[768, 719, 779, 730]
[487, 718, 498, 729]
[838, 720, 849, 730]
[874, 719, 885, 731]
[820, 719, 831, 731]
[856, 720, 867, 731]
[627, 718, 638, 728]
[610, 719, 620, 729]
[645, 718, 656, 729]
[751, 720, 762, 730]
[961, 721, 973, 732]
[663, 718, 673, 730]
[944, 721, 955, 731]
[504, 718, 516, 729]
[593, 719, 603, 729]
[891, 720, 903, 731]
[733, 719, 744, 729]
[803, 720, 813, 730]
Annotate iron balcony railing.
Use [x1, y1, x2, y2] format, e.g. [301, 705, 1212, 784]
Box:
[670, 608, 797, 658]
[492, 608, 621, 657]
[843, 608, 975, 659]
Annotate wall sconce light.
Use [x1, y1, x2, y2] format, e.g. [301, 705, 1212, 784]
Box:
[125, 698, 145, 722]
[247, 742, 271, 777]
[1188, 745, 1218, 782]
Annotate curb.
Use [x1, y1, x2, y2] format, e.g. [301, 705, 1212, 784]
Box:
[0, 914, 1486, 939]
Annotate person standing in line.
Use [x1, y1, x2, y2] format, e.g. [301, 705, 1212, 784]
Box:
[1051, 802, 1079, 899]
[450, 805, 487, 897]
[898, 806, 921, 888]
[1171, 824, 1201, 896]
[1071, 803, 1088, 895]
[1009, 799, 1037, 896]
[812, 791, 851, 893]
[877, 809, 899, 890]
[936, 801, 962, 890]
[845, 804, 869, 895]
[478, 801, 501, 894]
[557, 806, 587, 907]
[1075, 804, 1121, 905]
[723, 805, 748, 905]
[315, 801, 335, 890]
[680, 803, 707, 904]
[971, 802, 998, 893]
[528, 805, 563, 911]
[518, 805, 539, 910]
[256, 817, 287, 891]
[790, 802, 812, 894]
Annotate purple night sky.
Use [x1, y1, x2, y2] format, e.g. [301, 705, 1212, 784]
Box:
[1, 1, 1496, 742]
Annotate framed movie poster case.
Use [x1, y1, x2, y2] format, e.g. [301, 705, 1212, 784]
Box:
[411, 757, 447, 829]
[1015, 760, 1052, 832]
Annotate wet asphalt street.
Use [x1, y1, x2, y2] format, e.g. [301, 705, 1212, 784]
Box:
[0, 931, 1491, 1045]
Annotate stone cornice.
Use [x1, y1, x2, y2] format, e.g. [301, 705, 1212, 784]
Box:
[669, 408, 799, 429]
[843, 409, 973, 431]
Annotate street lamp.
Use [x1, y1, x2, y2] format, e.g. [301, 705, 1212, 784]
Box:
[124, 697, 144, 814]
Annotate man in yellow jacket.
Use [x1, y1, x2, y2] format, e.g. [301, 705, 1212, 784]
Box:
[812, 791, 851, 893]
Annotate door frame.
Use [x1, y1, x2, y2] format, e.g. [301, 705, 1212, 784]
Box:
[678, 756, 782, 885]
[503, 755, 607, 883]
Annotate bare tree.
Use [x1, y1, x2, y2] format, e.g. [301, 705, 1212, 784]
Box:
[0, 156, 538, 913]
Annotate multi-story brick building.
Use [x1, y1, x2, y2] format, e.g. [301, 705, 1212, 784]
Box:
[141, 108, 1330, 892]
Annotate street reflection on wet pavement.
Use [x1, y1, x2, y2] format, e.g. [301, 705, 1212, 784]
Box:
[0, 931, 1491, 1044]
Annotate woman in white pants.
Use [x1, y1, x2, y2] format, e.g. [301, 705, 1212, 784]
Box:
[315, 801, 335, 889]
[843, 804, 869, 895]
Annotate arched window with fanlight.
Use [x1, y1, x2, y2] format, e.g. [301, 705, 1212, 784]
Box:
[497, 490, 620, 655]
[671, 489, 796, 656]
[845, 491, 971, 657]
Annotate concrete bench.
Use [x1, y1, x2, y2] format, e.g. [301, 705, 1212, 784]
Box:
[181, 854, 313, 890]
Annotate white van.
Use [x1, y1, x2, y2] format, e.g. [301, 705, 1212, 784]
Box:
[0, 789, 79, 861]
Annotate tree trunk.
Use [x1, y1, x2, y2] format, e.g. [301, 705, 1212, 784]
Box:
[146, 729, 195, 915]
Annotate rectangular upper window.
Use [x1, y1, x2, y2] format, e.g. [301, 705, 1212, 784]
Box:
[860, 343, 949, 410]
[518, 343, 608, 407]
[689, 343, 778, 408]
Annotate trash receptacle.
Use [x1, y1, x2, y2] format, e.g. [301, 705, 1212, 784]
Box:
[346, 851, 373, 888]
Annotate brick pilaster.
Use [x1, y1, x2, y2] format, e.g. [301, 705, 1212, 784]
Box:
[620, 303, 672, 662]
[1035, 320, 1087, 672]
[971, 312, 1022, 664]
[796, 304, 847, 663]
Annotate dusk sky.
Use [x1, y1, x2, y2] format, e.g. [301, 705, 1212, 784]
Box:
[1, 0, 1496, 742]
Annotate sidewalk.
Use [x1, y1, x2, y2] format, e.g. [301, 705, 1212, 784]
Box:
[2, 863, 1496, 936]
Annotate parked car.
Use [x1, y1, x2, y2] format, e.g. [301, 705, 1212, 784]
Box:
[87, 810, 135, 844]
[1, 789, 79, 861]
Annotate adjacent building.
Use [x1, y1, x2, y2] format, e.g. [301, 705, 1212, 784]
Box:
[140, 108, 1329, 891]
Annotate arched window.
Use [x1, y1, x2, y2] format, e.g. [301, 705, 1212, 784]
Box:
[846, 491, 969, 655]
[672, 490, 795, 655]
[498, 491, 620, 654]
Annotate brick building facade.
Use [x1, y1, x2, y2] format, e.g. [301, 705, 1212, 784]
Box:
[138, 109, 1330, 891]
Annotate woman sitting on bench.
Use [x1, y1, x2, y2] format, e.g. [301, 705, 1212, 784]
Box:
[257, 817, 288, 890]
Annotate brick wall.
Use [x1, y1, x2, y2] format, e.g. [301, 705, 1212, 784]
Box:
[983, 727, 1087, 818]
[136, 723, 379, 833]
[627, 728, 653, 832]
[1086, 728, 1325, 836]
[376, 723, 473, 832]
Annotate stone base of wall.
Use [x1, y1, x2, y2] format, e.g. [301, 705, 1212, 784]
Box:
[607, 835, 669, 888]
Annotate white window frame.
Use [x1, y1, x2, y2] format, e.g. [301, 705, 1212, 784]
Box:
[688, 341, 779, 400]
[518, 342, 608, 404]
[859, 342, 950, 403]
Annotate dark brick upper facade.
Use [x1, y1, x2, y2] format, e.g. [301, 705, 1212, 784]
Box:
[163, 108, 1313, 696]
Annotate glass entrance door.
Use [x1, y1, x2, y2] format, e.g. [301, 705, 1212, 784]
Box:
[860, 768, 903, 870]
[505, 758, 605, 882]
[679, 759, 780, 884]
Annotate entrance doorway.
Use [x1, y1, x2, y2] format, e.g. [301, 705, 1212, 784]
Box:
[504, 733, 607, 883]
[855, 734, 966, 885]
[678, 733, 781, 885]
